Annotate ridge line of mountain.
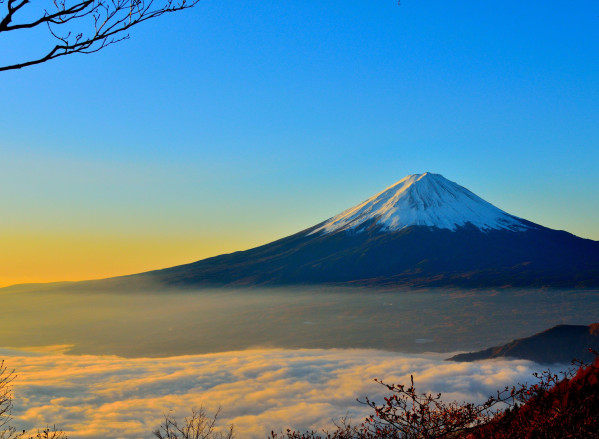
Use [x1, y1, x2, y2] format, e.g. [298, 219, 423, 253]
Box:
[448, 323, 599, 364]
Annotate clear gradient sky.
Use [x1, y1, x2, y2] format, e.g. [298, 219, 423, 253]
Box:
[1, 0, 598, 287]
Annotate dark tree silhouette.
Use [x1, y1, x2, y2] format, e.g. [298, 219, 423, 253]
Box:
[0, 0, 200, 71]
[0, 360, 19, 439]
[154, 406, 234, 439]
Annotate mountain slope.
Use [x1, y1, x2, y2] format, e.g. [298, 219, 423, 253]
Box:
[135, 173, 599, 289]
[448, 323, 599, 363]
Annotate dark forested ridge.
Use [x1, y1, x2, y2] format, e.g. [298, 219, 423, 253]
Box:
[448, 323, 599, 363]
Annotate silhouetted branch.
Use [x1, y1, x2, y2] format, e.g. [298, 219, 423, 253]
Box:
[0, 360, 19, 439]
[154, 406, 234, 439]
[0, 0, 200, 71]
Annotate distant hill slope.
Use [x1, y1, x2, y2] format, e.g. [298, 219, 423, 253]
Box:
[448, 323, 599, 364]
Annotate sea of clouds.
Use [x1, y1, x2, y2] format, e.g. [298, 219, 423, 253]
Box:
[0, 348, 549, 438]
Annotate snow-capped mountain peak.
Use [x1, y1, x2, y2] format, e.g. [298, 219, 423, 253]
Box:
[310, 173, 531, 235]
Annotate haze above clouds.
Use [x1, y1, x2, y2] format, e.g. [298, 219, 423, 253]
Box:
[3, 287, 599, 357]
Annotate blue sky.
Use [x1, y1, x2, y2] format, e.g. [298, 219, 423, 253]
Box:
[1, 0, 598, 284]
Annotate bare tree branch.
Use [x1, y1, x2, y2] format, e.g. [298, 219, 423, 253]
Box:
[0, 360, 20, 439]
[154, 406, 234, 439]
[0, 0, 200, 71]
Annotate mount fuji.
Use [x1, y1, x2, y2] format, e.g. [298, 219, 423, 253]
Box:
[135, 173, 599, 288]
[310, 173, 530, 235]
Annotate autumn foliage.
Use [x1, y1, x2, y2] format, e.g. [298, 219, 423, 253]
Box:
[272, 353, 599, 439]
[469, 355, 599, 439]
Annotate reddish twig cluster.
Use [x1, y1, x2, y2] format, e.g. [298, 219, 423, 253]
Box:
[273, 351, 599, 439]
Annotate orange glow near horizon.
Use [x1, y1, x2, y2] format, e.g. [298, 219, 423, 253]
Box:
[0, 231, 265, 288]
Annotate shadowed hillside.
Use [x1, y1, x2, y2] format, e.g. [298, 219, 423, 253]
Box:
[448, 323, 599, 364]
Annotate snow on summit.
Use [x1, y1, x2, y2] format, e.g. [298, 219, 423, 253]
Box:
[311, 173, 531, 235]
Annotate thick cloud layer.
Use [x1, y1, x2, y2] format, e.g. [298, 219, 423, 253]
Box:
[1, 348, 546, 438]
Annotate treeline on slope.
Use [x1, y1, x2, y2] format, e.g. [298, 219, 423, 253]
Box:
[1, 355, 598, 439]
